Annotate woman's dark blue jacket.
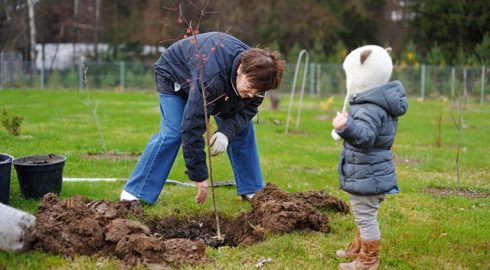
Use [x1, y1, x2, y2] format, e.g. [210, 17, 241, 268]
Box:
[154, 32, 263, 181]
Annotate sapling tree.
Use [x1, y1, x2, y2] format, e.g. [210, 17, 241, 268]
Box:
[165, 0, 224, 240]
[450, 97, 464, 190]
[81, 66, 107, 153]
[433, 97, 448, 147]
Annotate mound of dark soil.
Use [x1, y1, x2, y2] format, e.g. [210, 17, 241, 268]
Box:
[31, 184, 349, 268]
[33, 193, 206, 268]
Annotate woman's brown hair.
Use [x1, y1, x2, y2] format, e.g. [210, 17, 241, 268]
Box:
[240, 48, 286, 93]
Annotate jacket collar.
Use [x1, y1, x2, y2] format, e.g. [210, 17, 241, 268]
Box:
[230, 53, 242, 97]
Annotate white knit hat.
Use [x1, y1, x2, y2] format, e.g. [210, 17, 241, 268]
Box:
[331, 45, 393, 141]
[344, 45, 393, 97]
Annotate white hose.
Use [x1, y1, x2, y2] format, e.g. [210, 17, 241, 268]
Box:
[62, 178, 235, 187]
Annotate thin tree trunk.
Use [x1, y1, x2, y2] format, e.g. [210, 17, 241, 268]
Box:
[73, 0, 79, 62]
[94, 0, 101, 62]
[26, 0, 36, 62]
[3, 0, 11, 21]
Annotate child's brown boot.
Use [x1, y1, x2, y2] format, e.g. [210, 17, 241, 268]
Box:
[338, 238, 380, 270]
[336, 228, 361, 259]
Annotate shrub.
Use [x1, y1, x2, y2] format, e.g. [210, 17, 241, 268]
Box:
[1, 108, 23, 136]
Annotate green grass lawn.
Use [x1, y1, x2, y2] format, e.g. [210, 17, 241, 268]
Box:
[0, 89, 489, 269]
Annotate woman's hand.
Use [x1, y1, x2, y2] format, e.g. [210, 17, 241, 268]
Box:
[195, 181, 208, 204]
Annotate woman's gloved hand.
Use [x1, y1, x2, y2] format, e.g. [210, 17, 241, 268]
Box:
[209, 132, 229, 156]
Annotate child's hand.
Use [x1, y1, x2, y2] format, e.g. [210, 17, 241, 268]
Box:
[332, 111, 348, 130]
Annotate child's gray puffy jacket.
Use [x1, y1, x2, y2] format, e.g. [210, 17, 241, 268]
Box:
[337, 81, 408, 195]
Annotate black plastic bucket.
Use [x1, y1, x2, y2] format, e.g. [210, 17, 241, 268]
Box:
[0, 153, 14, 204]
[13, 154, 66, 199]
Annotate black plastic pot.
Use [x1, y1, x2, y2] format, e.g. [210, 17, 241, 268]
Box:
[13, 154, 66, 199]
[0, 153, 14, 204]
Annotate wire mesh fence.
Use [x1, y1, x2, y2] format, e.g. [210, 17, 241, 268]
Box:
[0, 60, 488, 102]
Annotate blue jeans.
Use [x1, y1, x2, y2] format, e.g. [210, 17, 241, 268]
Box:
[124, 93, 264, 204]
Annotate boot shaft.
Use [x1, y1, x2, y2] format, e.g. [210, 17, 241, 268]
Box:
[358, 239, 380, 266]
[336, 228, 361, 259]
[338, 238, 380, 270]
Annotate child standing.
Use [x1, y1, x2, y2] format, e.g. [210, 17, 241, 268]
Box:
[332, 45, 408, 270]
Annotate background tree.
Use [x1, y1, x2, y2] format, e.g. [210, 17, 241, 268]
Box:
[0, 1, 30, 58]
[1, 0, 489, 65]
[407, 0, 490, 65]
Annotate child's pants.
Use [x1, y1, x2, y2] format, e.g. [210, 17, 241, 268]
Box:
[349, 193, 386, 240]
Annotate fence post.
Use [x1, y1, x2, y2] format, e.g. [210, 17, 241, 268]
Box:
[40, 59, 45, 89]
[463, 67, 468, 106]
[0, 52, 3, 89]
[316, 64, 321, 96]
[78, 60, 84, 91]
[451, 67, 455, 99]
[3, 60, 7, 89]
[420, 64, 426, 100]
[309, 63, 315, 96]
[120, 61, 125, 91]
[481, 65, 486, 104]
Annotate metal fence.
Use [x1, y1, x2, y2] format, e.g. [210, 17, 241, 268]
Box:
[0, 60, 488, 102]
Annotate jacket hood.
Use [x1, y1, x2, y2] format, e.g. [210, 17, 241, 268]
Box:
[351, 80, 408, 117]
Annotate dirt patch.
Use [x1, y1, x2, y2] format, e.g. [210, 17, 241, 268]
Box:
[30, 184, 348, 268]
[425, 186, 489, 199]
[83, 151, 140, 160]
[147, 183, 349, 247]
